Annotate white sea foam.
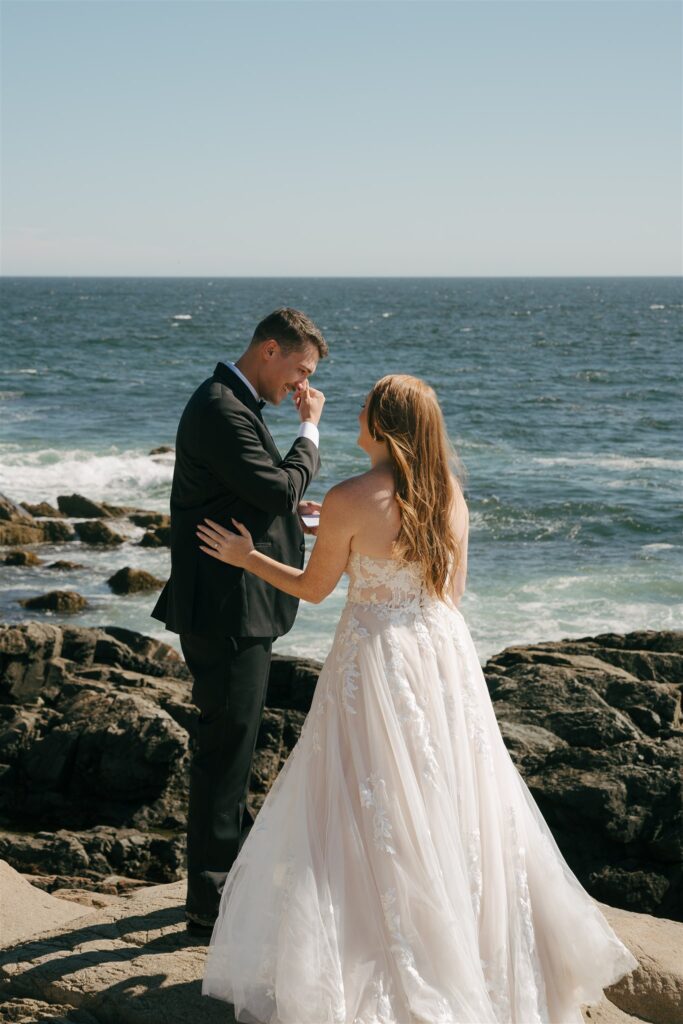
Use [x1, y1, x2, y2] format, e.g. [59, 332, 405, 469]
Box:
[532, 454, 683, 471]
[649, 304, 666, 310]
[172, 314, 192, 320]
[640, 543, 675, 552]
[0, 447, 174, 508]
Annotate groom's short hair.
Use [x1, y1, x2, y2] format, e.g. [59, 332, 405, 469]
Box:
[251, 308, 328, 358]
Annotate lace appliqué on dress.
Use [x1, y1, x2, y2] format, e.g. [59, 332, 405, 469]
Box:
[360, 773, 396, 855]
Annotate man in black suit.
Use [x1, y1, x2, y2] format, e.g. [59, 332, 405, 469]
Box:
[152, 308, 327, 932]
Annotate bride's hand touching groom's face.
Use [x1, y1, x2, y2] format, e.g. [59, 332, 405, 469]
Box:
[197, 518, 254, 568]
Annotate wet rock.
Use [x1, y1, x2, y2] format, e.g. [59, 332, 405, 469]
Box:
[0, 522, 44, 546]
[102, 503, 139, 518]
[139, 525, 171, 547]
[19, 591, 88, 613]
[57, 494, 110, 518]
[46, 560, 84, 571]
[129, 511, 170, 529]
[149, 444, 174, 455]
[40, 520, 76, 543]
[74, 521, 124, 546]
[20, 501, 64, 518]
[107, 568, 165, 595]
[3, 550, 43, 566]
[0, 493, 34, 523]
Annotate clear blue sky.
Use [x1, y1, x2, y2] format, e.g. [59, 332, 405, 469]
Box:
[1, 0, 681, 276]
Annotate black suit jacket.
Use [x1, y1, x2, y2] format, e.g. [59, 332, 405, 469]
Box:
[151, 363, 320, 638]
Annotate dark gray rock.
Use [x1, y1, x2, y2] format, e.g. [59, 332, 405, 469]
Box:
[19, 591, 88, 613]
[0, 493, 34, 523]
[139, 525, 171, 547]
[3, 550, 43, 566]
[40, 520, 77, 543]
[20, 501, 64, 518]
[129, 511, 170, 529]
[57, 494, 110, 518]
[106, 567, 165, 595]
[149, 445, 174, 455]
[74, 521, 124, 546]
[0, 522, 44, 546]
[47, 560, 84, 571]
[0, 826, 184, 884]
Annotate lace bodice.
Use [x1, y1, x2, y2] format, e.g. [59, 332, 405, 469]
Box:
[345, 551, 428, 608]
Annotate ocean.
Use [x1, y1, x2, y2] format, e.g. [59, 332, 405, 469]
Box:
[1, 276, 681, 664]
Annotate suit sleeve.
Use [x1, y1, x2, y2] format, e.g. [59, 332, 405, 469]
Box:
[202, 399, 320, 514]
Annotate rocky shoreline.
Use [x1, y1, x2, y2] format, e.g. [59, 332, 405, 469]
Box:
[0, 618, 680, 924]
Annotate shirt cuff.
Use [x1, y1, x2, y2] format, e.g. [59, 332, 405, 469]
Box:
[297, 421, 320, 448]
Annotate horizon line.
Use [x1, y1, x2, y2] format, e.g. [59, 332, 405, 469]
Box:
[1, 273, 681, 281]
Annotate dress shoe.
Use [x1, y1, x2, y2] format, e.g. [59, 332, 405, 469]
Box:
[185, 912, 216, 937]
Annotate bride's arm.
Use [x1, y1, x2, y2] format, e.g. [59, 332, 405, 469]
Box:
[197, 483, 355, 604]
[448, 483, 469, 607]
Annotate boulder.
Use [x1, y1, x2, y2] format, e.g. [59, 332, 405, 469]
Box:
[0, 827, 185, 886]
[0, 496, 45, 546]
[106, 568, 165, 595]
[57, 494, 110, 518]
[3, 550, 43, 566]
[74, 521, 124, 546]
[129, 512, 170, 529]
[2, 685, 189, 830]
[19, 591, 88, 613]
[0, 523, 44, 546]
[0, 493, 34, 523]
[20, 501, 64, 519]
[47, 560, 84, 571]
[40, 520, 76, 543]
[139, 525, 171, 547]
[149, 445, 174, 455]
[102, 503, 139, 518]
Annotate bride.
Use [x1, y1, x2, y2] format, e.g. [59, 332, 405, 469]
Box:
[196, 374, 637, 1024]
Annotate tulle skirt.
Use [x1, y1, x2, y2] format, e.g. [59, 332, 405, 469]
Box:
[203, 596, 637, 1023]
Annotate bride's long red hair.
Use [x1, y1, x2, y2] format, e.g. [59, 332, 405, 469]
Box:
[366, 374, 466, 600]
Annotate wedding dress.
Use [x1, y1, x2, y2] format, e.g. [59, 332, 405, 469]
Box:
[203, 552, 637, 1024]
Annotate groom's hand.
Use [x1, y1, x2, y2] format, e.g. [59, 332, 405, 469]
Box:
[294, 380, 325, 425]
[298, 500, 322, 535]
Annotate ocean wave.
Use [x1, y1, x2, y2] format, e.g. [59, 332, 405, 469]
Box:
[532, 454, 683, 471]
[0, 447, 174, 507]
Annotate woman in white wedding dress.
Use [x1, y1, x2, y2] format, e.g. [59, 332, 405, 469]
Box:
[197, 375, 637, 1024]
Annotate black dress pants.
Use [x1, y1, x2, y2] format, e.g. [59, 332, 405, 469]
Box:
[179, 631, 273, 921]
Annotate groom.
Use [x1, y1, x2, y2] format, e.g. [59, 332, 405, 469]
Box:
[152, 307, 327, 933]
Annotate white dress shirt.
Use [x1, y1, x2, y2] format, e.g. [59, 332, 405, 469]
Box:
[225, 361, 319, 448]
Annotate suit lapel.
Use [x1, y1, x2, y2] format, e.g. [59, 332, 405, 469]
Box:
[213, 363, 281, 459]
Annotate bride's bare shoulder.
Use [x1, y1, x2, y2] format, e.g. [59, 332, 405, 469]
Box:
[323, 468, 394, 515]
